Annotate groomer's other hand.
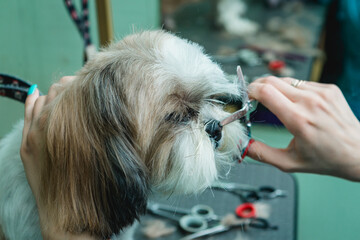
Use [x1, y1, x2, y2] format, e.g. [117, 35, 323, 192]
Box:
[21, 85, 43, 201]
[21, 77, 76, 202]
[247, 76, 360, 181]
[20, 77, 96, 240]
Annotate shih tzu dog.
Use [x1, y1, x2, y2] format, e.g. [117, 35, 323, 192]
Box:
[0, 30, 247, 239]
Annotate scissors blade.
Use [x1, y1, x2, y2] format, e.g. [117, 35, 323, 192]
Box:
[147, 203, 181, 222]
[212, 182, 257, 192]
[263, 189, 287, 199]
[220, 106, 247, 127]
[236, 65, 248, 105]
[180, 224, 230, 240]
[220, 100, 257, 127]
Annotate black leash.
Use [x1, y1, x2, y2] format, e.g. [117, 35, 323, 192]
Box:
[64, 0, 96, 61]
[1, 0, 96, 103]
[0, 74, 42, 103]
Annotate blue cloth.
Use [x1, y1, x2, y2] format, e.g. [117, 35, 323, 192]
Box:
[336, 0, 360, 119]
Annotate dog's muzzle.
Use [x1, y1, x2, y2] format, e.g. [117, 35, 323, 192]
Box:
[205, 119, 222, 147]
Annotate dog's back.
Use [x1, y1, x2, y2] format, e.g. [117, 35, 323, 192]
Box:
[0, 121, 41, 239]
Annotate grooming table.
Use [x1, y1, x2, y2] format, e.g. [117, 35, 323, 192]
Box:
[134, 163, 297, 240]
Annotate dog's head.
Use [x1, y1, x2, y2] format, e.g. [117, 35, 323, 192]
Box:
[40, 30, 247, 237]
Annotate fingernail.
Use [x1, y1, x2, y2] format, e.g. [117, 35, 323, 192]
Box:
[27, 84, 37, 95]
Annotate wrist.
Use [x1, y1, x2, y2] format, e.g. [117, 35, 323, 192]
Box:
[340, 126, 360, 182]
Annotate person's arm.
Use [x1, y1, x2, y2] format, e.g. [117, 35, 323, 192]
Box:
[21, 78, 98, 240]
[247, 76, 360, 181]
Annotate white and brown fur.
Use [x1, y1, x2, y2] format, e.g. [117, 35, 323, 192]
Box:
[0, 30, 247, 239]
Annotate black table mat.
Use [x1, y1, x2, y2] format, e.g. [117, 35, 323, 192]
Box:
[134, 163, 297, 240]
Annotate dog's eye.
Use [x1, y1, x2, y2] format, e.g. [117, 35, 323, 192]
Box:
[165, 109, 198, 124]
[165, 112, 190, 124]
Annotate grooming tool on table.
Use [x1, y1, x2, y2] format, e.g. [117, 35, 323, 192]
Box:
[147, 201, 267, 237]
[180, 217, 277, 240]
[235, 203, 256, 218]
[147, 202, 218, 233]
[212, 182, 287, 202]
[0, 74, 42, 103]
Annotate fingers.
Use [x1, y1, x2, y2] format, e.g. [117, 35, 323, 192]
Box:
[253, 76, 328, 97]
[277, 78, 355, 121]
[249, 81, 302, 132]
[46, 76, 75, 104]
[23, 87, 39, 147]
[248, 76, 338, 133]
[32, 96, 47, 120]
[254, 76, 305, 102]
[24, 88, 39, 123]
[59, 76, 76, 84]
[247, 140, 297, 173]
[23, 76, 75, 139]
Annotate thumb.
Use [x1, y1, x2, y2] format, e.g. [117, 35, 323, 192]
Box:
[247, 140, 295, 172]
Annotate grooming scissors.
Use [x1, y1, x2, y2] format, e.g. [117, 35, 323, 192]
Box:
[220, 66, 258, 129]
[212, 182, 287, 203]
[180, 217, 276, 240]
[205, 66, 257, 154]
[147, 202, 218, 233]
[148, 201, 277, 239]
[218, 65, 258, 159]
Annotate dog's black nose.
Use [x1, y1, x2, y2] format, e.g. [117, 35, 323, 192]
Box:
[205, 119, 222, 143]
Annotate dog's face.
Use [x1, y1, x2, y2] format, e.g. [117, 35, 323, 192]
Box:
[40, 30, 246, 238]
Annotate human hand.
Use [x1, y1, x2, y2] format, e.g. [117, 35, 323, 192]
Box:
[20, 77, 97, 239]
[247, 76, 360, 181]
[21, 77, 75, 204]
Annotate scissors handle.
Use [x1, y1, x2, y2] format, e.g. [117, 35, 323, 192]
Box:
[180, 218, 252, 240]
[242, 186, 287, 202]
[147, 204, 181, 222]
[257, 186, 287, 199]
[247, 100, 258, 115]
[147, 202, 211, 233]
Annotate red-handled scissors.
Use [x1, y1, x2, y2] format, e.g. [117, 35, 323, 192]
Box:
[235, 203, 256, 218]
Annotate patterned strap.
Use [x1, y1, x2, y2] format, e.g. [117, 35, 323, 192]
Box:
[0, 74, 41, 103]
[81, 0, 91, 46]
[64, 0, 91, 46]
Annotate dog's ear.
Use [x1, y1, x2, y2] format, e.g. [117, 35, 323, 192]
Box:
[40, 66, 149, 238]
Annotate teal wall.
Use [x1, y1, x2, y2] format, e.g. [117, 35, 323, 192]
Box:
[0, 0, 159, 138]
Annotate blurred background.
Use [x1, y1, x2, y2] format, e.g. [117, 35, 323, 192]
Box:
[1, 0, 360, 239]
